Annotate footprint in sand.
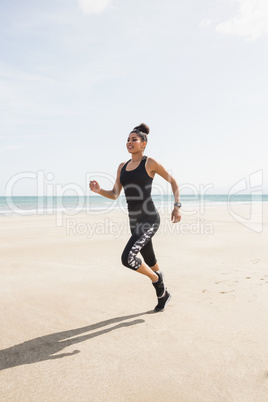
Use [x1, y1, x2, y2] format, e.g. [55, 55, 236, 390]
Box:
[215, 280, 238, 285]
[251, 259, 260, 264]
[219, 290, 235, 294]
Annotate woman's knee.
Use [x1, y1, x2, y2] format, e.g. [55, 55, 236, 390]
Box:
[121, 249, 141, 271]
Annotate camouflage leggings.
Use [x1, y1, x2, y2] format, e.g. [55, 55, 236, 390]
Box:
[121, 212, 160, 270]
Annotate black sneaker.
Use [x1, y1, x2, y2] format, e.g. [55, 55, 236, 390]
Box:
[152, 271, 165, 298]
[154, 291, 172, 312]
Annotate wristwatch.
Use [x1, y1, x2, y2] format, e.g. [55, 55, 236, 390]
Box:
[174, 202, 182, 208]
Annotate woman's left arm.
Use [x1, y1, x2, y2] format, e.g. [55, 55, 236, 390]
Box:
[147, 158, 181, 223]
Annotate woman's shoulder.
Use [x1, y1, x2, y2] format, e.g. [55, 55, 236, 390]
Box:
[146, 156, 168, 176]
[116, 161, 127, 180]
[118, 160, 128, 172]
[146, 156, 159, 168]
[145, 156, 160, 176]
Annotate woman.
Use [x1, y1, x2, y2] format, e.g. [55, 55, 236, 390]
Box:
[89, 123, 181, 312]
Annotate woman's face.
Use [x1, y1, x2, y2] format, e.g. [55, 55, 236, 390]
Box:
[126, 133, 146, 154]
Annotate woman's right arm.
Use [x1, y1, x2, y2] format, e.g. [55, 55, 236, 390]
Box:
[89, 162, 124, 200]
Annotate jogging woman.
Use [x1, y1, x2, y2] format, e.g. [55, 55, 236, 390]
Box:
[89, 123, 181, 312]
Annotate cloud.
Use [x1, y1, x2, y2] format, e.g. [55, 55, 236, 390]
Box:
[78, 0, 112, 14]
[216, 0, 268, 40]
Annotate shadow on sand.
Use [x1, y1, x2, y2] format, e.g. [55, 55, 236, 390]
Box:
[0, 311, 154, 371]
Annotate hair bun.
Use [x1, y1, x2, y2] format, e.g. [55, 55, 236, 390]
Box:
[134, 123, 150, 135]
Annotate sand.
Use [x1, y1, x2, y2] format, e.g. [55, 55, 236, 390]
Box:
[0, 203, 268, 402]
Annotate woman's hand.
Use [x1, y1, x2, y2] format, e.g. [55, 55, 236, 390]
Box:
[171, 207, 181, 223]
[89, 180, 101, 193]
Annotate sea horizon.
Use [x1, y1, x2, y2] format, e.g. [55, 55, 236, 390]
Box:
[0, 194, 267, 216]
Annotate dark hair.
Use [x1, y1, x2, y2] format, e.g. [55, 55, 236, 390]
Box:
[130, 123, 150, 143]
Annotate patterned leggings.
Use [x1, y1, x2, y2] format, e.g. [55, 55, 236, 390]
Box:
[121, 212, 160, 270]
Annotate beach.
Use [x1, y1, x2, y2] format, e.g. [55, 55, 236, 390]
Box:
[1, 203, 268, 401]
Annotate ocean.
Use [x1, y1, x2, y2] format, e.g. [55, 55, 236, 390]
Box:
[0, 194, 267, 216]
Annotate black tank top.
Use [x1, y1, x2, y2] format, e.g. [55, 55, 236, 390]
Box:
[120, 156, 156, 216]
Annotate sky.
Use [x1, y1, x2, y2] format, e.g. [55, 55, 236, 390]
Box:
[0, 0, 267, 196]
